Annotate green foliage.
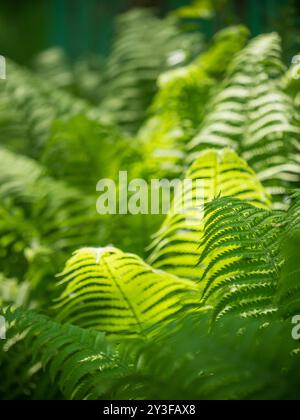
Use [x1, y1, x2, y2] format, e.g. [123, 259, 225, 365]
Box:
[148, 148, 271, 281]
[111, 314, 300, 400]
[200, 197, 284, 322]
[188, 33, 300, 206]
[100, 9, 204, 134]
[0, 307, 121, 400]
[137, 25, 249, 179]
[41, 115, 128, 195]
[0, 60, 102, 158]
[55, 247, 199, 337]
[2, 8, 300, 400]
[32, 48, 104, 104]
[173, 0, 224, 19]
[2, 307, 300, 400]
[0, 148, 103, 304]
[276, 192, 300, 318]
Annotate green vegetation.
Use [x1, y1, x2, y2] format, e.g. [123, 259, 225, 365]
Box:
[1, 7, 300, 400]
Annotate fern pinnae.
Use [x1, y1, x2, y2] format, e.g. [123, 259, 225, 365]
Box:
[1, 307, 123, 400]
[148, 149, 271, 281]
[188, 34, 300, 205]
[54, 247, 199, 337]
[198, 197, 284, 321]
[276, 192, 300, 317]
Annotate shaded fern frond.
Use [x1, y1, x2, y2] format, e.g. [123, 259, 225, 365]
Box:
[0, 307, 122, 400]
[41, 115, 129, 194]
[32, 47, 104, 104]
[276, 191, 300, 318]
[55, 247, 199, 337]
[200, 197, 284, 322]
[104, 313, 300, 400]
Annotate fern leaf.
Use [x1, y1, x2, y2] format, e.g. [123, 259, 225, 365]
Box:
[100, 9, 203, 133]
[0, 148, 103, 302]
[0, 60, 103, 157]
[188, 33, 300, 206]
[148, 148, 271, 281]
[138, 25, 249, 180]
[1, 307, 123, 400]
[102, 313, 300, 400]
[55, 247, 199, 337]
[41, 115, 128, 195]
[199, 197, 284, 322]
[276, 192, 300, 318]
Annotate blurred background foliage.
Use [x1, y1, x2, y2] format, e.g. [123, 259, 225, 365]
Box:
[1, 0, 300, 64]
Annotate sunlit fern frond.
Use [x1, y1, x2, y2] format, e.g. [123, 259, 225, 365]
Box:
[148, 148, 271, 281]
[54, 247, 199, 337]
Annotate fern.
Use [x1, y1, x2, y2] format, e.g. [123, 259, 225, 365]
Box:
[3, 307, 300, 400]
[148, 148, 271, 281]
[0, 148, 103, 303]
[32, 48, 104, 104]
[0, 60, 103, 158]
[188, 33, 300, 206]
[276, 192, 300, 318]
[100, 9, 203, 134]
[2, 10, 300, 400]
[41, 115, 129, 195]
[137, 25, 249, 180]
[0, 307, 123, 400]
[109, 313, 300, 400]
[199, 197, 285, 322]
[0, 275, 29, 307]
[54, 247, 199, 337]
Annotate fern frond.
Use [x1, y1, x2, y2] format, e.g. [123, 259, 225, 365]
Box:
[104, 313, 300, 400]
[199, 197, 284, 322]
[0, 60, 103, 157]
[55, 247, 199, 337]
[276, 191, 300, 318]
[0, 148, 103, 302]
[0, 307, 123, 400]
[0, 274, 30, 307]
[148, 148, 271, 281]
[100, 9, 203, 134]
[32, 48, 104, 105]
[188, 33, 300, 206]
[137, 25, 249, 180]
[41, 115, 129, 194]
